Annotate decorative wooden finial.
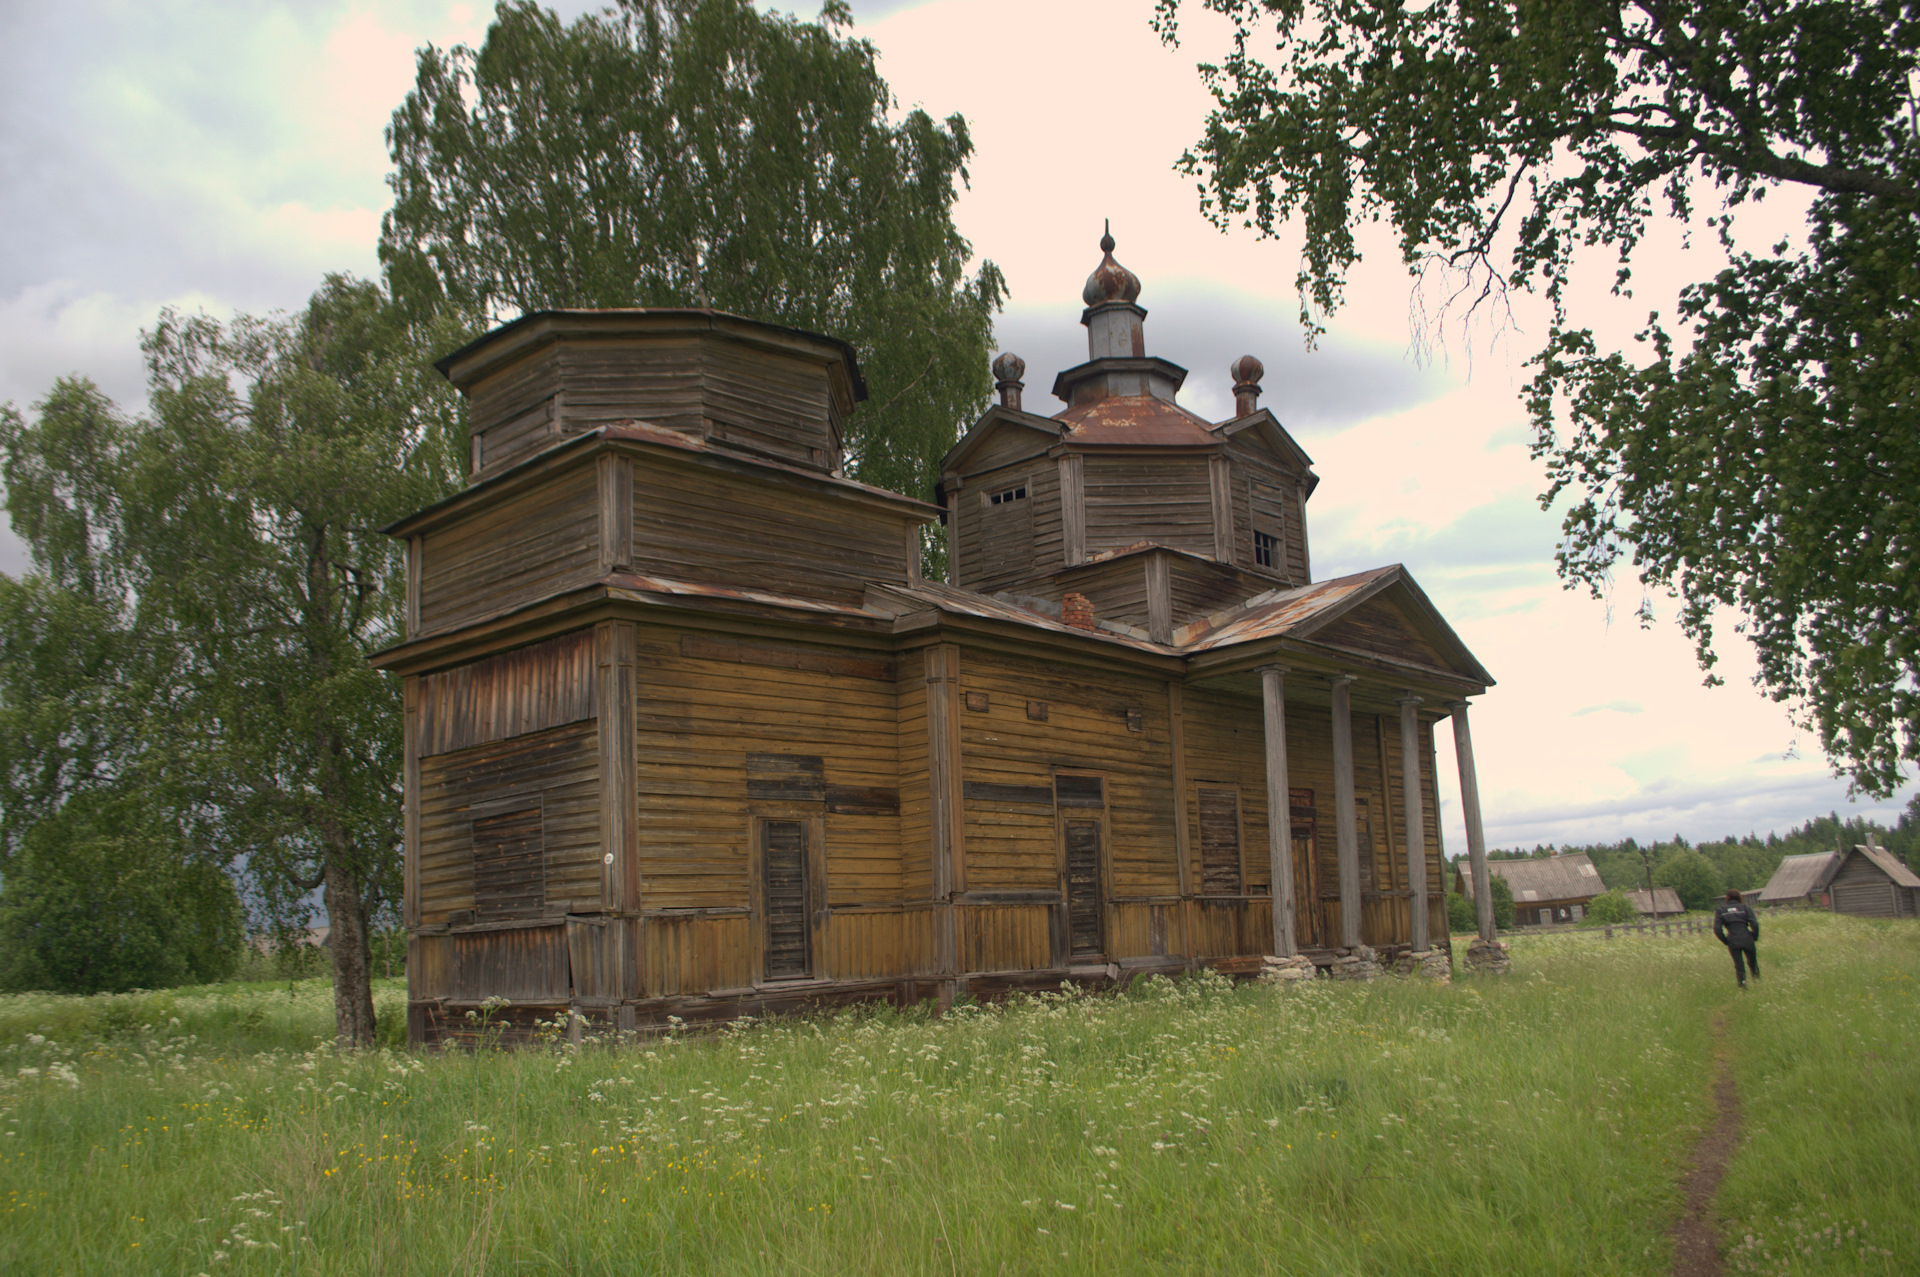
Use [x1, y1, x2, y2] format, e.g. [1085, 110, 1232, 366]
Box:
[992, 351, 1026, 411]
[1231, 354, 1265, 416]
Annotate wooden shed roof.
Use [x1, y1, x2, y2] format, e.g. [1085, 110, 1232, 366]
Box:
[1626, 887, 1685, 916]
[1456, 853, 1606, 903]
[1758, 851, 1843, 901]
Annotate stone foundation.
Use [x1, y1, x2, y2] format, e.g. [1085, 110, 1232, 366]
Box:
[1393, 948, 1454, 983]
[1258, 954, 1321, 984]
[1464, 937, 1512, 975]
[1328, 944, 1385, 981]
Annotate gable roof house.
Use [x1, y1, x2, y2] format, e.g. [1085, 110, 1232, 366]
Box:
[1626, 887, 1685, 918]
[1827, 844, 1920, 919]
[1757, 851, 1843, 908]
[1455, 853, 1606, 926]
[372, 233, 1500, 1044]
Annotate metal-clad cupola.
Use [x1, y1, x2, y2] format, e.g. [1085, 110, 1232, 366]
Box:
[1053, 224, 1191, 410]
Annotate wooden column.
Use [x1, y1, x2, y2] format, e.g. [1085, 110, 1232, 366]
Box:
[1260, 666, 1296, 957]
[1449, 700, 1494, 943]
[597, 453, 633, 573]
[1059, 455, 1085, 565]
[402, 676, 421, 930]
[1145, 554, 1172, 644]
[1397, 693, 1429, 951]
[1330, 674, 1362, 949]
[596, 621, 639, 914]
[925, 644, 964, 978]
[1209, 455, 1235, 563]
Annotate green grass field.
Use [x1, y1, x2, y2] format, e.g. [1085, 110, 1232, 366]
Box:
[0, 912, 1912, 1275]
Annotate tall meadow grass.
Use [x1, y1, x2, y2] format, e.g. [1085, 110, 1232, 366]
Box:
[0, 912, 1911, 1274]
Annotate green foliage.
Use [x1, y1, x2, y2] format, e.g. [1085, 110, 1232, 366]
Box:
[1158, 0, 1920, 794]
[8, 917, 1913, 1273]
[0, 275, 467, 1043]
[381, 0, 1004, 510]
[1488, 873, 1515, 931]
[1653, 848, 1726, 911]
[1582, 889, 1637, 926]
[1446, 889, 1476, 933]
[0, 793, 241, 994]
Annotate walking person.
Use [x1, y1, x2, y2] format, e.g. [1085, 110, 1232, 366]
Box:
[1713, 889, 1761, 988]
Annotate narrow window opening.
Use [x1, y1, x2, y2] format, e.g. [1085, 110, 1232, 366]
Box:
[989, 484, 1028, 506]
[1253, 529, 1277, 569]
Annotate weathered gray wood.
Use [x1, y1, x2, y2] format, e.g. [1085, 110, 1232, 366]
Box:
[596, 621, 638, 923]
[1260, 666, 1296, 957]
[1398, 693, 1429, 951]
[1209, 455, 1234, 563]
[1059, 455, 1085, 565]
[1082, 454, 1213, 558]
[1145, 554, 1172, 643]
[1198, 786, 1243, 894]
[1450, 700, 1495, 943]
[1331, 675, 1362, 948]
[598, 453, 633, 574]
[1169, 683, 1193, 899]
[403, 676, 421, 928]
[925, 643, 963, 974]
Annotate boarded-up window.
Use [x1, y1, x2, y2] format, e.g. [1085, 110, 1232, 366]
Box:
[1055, 774, 1105, 808]
[473, 804, 544, 922]
[762, 821, 811, 980]
[1064, 820, 1104, 957]
[1316, 795, 1376, 896]
[1198, 787, 1243, 895]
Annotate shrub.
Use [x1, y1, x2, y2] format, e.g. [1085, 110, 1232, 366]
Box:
[1447, 890, 1477, 933]
[1489, 874, 1516, 930]
[1584, 890, 1637, 925]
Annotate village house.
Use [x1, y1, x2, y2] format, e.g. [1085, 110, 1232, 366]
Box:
[1757, 851, 1842, 910]
[1454, 852, 1606, 926]
[371, 233, 1502, 1044]
[1827, 843, 1920, 919]
[1625, 887, 1685, 919]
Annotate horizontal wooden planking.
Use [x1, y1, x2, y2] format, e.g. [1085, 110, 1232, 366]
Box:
[1313, 597, 1452, 671]
[631, 461, 911, 606]
[955, 459, 1063, 593]
[1166, 559, 1258, 623]
[418, 467, 600, 634]
[957, 648, 1177, 896]
[896, 650, 933, 901]
[417, 721, 600, 922]
[1228, 446, 1310, 582]
[1054, 557, 1151, 628]
[1083, 455, 1214, 557]
[478, 398, 556, 476]
[468, 346, 564, 440]
[826, 909, 940, 979]
[418, 630, 595, 757]
[641, 914, 753, 997]
[634, 625, 900, 910]
[960, 902, 1051, 973]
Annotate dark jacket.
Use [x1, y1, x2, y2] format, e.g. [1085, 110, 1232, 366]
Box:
[1713, 900, 1760, 946]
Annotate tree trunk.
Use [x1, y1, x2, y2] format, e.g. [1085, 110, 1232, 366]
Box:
[323, 860, 377, 1048]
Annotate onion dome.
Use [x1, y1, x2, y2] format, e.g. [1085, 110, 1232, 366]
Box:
[1082, 221, 1142, 307]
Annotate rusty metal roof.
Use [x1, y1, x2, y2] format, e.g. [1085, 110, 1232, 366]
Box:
[1177, 569, 1396, 649]
[1457, 854, 1605, 903]
[1053, 394, 1221, 448]
[1758, 851, 1843, 901]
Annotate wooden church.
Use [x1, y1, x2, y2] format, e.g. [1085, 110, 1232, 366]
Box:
[373, 232, 1500, 1044]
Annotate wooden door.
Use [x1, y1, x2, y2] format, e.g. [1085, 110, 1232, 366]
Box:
[1289, 788, 1318, 949]
[1198, 786, 1243, 895]
[762, 820, 811, 981]
[1063, 820, 1105, 959]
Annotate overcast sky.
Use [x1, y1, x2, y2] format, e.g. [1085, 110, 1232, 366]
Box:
[1, 0, 1911, 850]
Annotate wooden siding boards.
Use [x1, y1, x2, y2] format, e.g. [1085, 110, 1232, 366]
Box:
[1224, 441, 1311, 583]
[953, 460, 1063, 593]
[632, 624, 902, 913]
[1313, 597, 1454, 670]
[1829, 846, 1920, 918]
[418, 630, 596, 757]
[1083, 454, 1214, 558]
[418, 467, 601, 636]
[631, 458, 911, 607]
[416, 720, 602, 928]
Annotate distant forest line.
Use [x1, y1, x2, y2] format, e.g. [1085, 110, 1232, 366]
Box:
[1461, 799, 1920, 899]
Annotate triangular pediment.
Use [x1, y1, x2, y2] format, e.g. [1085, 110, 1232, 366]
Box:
[1216, 408, 1319, 495]
[940, 404, 1063, 477]
[1288, 570, 1490, 683]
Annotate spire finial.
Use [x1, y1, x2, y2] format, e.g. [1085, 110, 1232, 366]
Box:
[1083, 221, 1141, 307]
